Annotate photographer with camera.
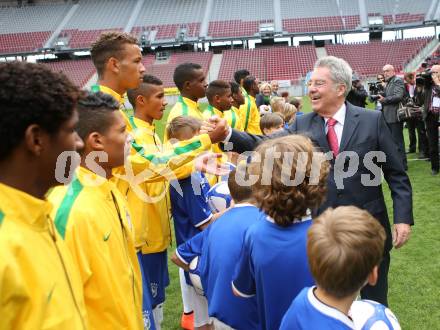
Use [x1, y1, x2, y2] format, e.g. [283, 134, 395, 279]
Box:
[347, 74, 368, 108]
[404, 72, 429, 159]
[368, 73, 386, 110]
[378, 64, 407, 170]
[419, 64, 440, 175]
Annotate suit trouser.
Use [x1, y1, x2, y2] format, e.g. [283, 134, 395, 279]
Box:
[387, 122, 407, 169]
[407, 118, 428, 155]
[425, 112, 440, 172]
[360, 252, 390, 306]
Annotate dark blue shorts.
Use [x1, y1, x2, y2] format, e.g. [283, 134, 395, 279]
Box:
[140, 250, 170, 307]
[137, 252, 156, 330]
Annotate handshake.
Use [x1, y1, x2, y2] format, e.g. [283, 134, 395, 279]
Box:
[202, 116, 230, 144]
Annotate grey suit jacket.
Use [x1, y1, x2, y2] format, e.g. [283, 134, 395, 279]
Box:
[226, 102, 413, 251]
[382, 76, 405, 123]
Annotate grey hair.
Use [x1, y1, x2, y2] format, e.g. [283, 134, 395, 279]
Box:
[314, 56, 352, 97]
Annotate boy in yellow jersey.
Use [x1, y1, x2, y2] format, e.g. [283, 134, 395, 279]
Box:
[224, 81, 245, 131]
[166, 63, 208, 130]
[49, 92, 144, 329]
[0, 62, 87, 329]
[90, 33, 225, 182]
[203, 80, 233, 119]
[233, 69, 260, 134]
[202, 80, 234, 159]
[241, 75, 262, 134]
[123, 75, 228, 330]
[90, 32, 145, 109]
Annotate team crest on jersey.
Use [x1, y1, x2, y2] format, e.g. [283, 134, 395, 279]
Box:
[150, 282, 158, 298]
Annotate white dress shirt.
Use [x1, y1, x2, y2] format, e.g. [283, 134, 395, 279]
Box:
[324, 103, 346, 147]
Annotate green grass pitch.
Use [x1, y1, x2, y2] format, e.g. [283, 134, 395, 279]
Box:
[134, 97, 440, 329]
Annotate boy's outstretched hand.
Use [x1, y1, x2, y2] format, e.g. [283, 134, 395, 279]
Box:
[202, 116, 229, 144]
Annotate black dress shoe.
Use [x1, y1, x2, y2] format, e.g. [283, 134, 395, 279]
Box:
[432, 170, 439, 175]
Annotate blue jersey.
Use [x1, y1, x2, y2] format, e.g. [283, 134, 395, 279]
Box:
[170, 172, 212, 246]
[232, 215, 314, 330]
[202, 204, 261, 329]
[280, 287, 355, 330]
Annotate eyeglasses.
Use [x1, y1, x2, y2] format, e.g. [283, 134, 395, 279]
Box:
[306, 80, 327, 88]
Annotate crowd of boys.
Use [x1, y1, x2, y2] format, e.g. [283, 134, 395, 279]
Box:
[0, 31, 400, 330]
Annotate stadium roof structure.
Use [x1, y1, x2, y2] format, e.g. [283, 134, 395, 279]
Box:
[0, 0, 438, 57]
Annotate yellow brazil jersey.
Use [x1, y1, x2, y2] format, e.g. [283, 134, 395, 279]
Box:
[166, 96, 225, 185]
[0, 183, 88, 330]
[94, 85, 212, 186]
[224, 106, 243, 131]
[113, 116, 212, 251]
[115, 117, 172, 253]
[165, 95, 204, 145]
[202, 104, 223, 119]
[95, 85, 124, 106]
[49, 167, 142, 330]
[246, 95, 262, 135]
[202, 105, 225, 155]
[167, 95, 204, 125]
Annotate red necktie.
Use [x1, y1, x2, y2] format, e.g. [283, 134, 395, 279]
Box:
[326, 118, 339, 157]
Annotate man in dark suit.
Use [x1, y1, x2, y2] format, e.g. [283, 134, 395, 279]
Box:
[378, 64, 407, 170]
[215, 56, 413, 306]
[421, 64, 440, 175]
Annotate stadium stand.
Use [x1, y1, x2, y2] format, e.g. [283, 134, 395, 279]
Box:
[280, 0, 361, 33]
[365, 0, 431, 24]
[208, 0, 274, 38]
[41, 58, 96, 87]
[142, 52, 213, 87]
[325, 37, 432, 76]
[59, 0, 135, 49]
[131, 0, 205, 41]
[217, 45, 317, 82]
[0, 2, 71, 53]
[1, 0, 437, 88]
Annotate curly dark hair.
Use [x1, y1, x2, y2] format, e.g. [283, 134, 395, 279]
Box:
[250, 135, 330, 226]
[90, 32, 138, 77]
[0, 61, 79, 161]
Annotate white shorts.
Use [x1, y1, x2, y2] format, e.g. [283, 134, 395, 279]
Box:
[211, 317, 235, 330]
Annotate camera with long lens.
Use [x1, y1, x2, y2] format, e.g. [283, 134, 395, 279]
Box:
[368, 81, 385, 101]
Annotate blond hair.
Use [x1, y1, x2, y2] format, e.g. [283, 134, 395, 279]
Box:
[259, 82, 272, 94]
[308, 206, 386, 298]
[281, 103, 297, 124]
[166, 116, 201, 140]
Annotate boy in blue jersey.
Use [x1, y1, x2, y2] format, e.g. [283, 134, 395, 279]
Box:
[232, 135, 330, 330]
[280, 206, 386, 330]
[172, 165, 262, 330]
[167, 115, 226, 330]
